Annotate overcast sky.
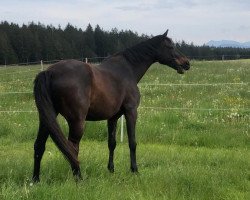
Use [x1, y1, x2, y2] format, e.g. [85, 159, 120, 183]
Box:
[1, 0, 250, 45]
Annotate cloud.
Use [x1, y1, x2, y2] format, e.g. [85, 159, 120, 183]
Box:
[116, 5, 150, 11]
[239, 25, 250, 31]
[115, 0, 198, 12]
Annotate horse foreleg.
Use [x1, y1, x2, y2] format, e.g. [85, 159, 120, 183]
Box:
[68, 120, 84, 180]
[32, 122, 49, 183]
[124, 108, 138, 173]
[107, 117, 118, 172]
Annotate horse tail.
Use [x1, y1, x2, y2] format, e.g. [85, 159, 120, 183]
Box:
[34, 71, 79, 167]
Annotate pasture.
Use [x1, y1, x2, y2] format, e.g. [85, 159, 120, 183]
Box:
[0, 60, 249, 200]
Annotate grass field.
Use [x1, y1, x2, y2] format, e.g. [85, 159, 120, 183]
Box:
[0, 60, 249, 199]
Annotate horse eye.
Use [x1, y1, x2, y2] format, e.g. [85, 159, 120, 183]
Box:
[167, 45, 174, 50]
[164, 41, 174, 49]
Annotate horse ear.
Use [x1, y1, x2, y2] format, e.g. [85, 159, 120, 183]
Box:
[163, 29, 169, 37]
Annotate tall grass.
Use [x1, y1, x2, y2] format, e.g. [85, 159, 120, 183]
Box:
[0, 60, 249, 199]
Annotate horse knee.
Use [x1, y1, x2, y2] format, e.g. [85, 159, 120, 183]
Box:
[129, 141, 137, 152]
[108, 140, 116, 151]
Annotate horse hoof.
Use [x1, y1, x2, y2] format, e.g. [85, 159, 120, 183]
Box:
[131, 167, 139, 173]
[108, 167, 115, 173]
[107, 164, 115, 173]
[32, 177, 40, 183]
[74, 174, 83, 182]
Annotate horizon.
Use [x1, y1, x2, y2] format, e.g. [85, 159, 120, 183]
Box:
[1, 0, 250, 45]
[2, 20, 250, 47]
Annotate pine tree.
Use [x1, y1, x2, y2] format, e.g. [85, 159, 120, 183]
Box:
[83, 24, 96, 57]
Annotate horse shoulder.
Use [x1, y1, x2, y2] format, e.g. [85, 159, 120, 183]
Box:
[123, 83, 140, 110]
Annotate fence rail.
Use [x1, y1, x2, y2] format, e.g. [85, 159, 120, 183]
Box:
[0, 57, 108, 68]
[1, 55, 250, 68]
[1, 106, 249, 113]
[0, 82, 249, 95]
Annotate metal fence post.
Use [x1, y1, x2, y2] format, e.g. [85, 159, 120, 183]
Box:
[40, 60, 44, 71]
[120, 115, 124, 142]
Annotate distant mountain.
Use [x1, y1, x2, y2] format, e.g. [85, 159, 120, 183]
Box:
[206, 40, 250, 48]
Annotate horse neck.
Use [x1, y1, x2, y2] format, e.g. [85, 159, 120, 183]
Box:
[102, 54, 155, 83]
[132, 59, 155, 83]
[121, 42, 158, 83]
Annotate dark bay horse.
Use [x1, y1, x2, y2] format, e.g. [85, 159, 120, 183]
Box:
[32, 30, 190, 182]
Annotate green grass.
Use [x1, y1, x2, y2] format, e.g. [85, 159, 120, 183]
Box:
[0, 141, 249, 200]
[0, 60, 249, 199]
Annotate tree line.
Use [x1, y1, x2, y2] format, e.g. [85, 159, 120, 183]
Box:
[0, 21, 250, 65]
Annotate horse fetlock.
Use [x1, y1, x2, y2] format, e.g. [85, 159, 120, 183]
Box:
[32, 175, 40, 183]
[130, 165, 138, 173]
[72, 168, 82, 181]
[107, 163, 115, 173]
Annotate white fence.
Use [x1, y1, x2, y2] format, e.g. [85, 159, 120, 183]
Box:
[0, 57, 107, 68]
[1, 54, 250, 68]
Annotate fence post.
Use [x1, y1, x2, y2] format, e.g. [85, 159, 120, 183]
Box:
[40, 60, 44, 71]
[120, 115, 124, 142]
[85, 58, 88, 63]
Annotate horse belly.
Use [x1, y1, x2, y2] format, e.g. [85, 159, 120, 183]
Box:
[87, 67, 125, 120]
[86, 98, 122, 121]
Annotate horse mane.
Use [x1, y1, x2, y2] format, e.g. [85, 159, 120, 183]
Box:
[119, 35, 164, 65]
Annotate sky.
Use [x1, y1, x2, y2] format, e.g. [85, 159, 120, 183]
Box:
[1, 0, 250, 45]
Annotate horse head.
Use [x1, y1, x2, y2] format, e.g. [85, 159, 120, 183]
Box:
[156, 30, 190, 74]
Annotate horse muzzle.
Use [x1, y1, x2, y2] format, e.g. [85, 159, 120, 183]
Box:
[177, 60, 190, 74]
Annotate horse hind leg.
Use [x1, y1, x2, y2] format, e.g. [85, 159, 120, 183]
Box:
[67, 119, 85, 180]
[107, 117, 118, 172]
[32, 121, 49, 182]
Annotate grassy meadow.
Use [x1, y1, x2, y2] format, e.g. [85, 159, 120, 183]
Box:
[0, 60, 249, 199]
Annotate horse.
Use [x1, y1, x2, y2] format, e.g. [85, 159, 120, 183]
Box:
[32, 30, 190, 182]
